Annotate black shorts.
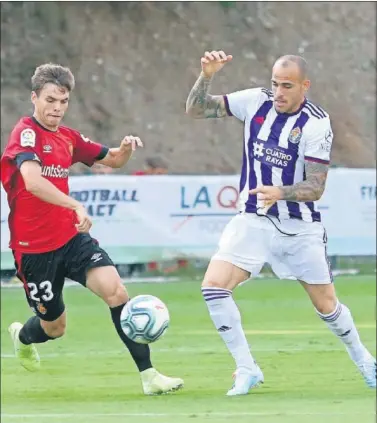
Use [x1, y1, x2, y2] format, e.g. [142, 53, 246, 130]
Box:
[13, 233, 114, 321]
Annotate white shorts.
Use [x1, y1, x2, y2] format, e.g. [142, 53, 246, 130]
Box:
[212, 213, 333, 284]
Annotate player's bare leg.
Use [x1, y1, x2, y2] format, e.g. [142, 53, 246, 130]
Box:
[202, 260, 264, 396]
[41, 312, 67, 338]
[300, 281, 376, 388]
[9, 313, 65, 372]
[86, 266, 184, 395]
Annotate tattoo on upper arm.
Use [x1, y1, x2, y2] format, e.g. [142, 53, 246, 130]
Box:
[281, 161, 329, 202]
[186, 74, 227, 119]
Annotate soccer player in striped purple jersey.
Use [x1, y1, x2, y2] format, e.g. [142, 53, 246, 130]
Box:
[186, 51, 376, 395]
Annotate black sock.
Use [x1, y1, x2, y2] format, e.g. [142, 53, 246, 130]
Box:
[19, 316, 54, 345]
[110, 303, 153, 372]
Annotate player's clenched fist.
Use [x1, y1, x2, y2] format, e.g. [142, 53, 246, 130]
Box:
[119, 135, 143, 152]
[74, 205, 92, 233]
[201, 51, 233, 78]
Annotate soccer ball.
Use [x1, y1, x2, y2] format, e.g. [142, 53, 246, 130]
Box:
[120, 295, 170, 344]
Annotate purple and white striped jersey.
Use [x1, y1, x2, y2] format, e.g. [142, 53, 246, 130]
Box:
[224, 87, 333, 222]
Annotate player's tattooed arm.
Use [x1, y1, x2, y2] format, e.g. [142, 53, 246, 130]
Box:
[185, 73, 227, 119]
[280, 161, 329, 202]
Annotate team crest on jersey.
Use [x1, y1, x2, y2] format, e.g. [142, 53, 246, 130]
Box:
[36, 303, 47, 315]
[20, 128, 36, 147]
[288, 127, 302, 144]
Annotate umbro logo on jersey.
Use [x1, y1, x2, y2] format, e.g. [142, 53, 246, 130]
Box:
[43, 145, 53, 153]
[91, 253, 103, 263]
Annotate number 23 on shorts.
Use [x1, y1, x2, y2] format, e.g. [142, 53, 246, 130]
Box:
[27, 281, 54, 302]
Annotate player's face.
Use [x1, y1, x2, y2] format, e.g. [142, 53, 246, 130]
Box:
[31, 83, 70, 131]
[271, 63, 310, 114]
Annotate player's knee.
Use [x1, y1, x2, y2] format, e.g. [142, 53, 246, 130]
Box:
[202, 273, 237, 291]
[201, 277, 229, 291]
[201, 260, 249, 291]
[87, 266, 129, 306]
[315, 297, 338, 315]
[104, 282, 129, 307]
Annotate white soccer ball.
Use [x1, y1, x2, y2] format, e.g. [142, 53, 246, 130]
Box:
[120, 295, 170, 344]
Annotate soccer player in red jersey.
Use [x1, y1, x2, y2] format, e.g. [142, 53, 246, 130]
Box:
[1, 64, 183, 395]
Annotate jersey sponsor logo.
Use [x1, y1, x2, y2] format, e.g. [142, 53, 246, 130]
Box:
[43, 145, 53, 153]
[20, 128, 36, 147]
[320, 129, 333, 152]
[325, 129, 333, 143]
[288, 126, 302, 144]
[41, 164, 69, 178]
[253, 142, 265, 158]
[253, 142, 294, 168]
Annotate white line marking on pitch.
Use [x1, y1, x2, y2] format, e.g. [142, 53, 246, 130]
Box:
[187, 325, 375, 335]
[1, 412, 374, 418]
[1, 345, 353, 359]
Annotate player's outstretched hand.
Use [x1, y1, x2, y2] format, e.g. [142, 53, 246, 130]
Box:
[249, 185, 283, 213]
[201, 51, 233, 78]
[74, 205, 92, 233]
[119, 135, 143, 152]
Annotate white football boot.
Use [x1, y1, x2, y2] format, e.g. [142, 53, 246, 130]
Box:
[8, 322, 40, 372]
[226, 365, 264, 396]
[141, 368, 184, 395]
[356, 352, 376, 388]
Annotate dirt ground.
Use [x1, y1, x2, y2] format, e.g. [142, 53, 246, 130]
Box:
[1, 2, 375, 173]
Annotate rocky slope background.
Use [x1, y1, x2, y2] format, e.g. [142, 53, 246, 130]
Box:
[1, 2, 375, 173]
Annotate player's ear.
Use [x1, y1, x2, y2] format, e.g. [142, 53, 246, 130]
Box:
[303, 79, 310, 93]
[31, 91, 38, 105]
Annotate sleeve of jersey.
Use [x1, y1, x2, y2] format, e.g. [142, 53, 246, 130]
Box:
[15, 152, 42, 169]
[304, 117, 333, 165]
[6, 127, 42, 168]
[223, 88, 263, 121]
[71, 130, 109, 167]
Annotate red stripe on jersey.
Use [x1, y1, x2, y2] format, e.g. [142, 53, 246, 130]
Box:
[13, 251, 29, 295]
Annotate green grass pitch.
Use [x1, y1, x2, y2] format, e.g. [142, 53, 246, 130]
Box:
[1, 275, 376, 423]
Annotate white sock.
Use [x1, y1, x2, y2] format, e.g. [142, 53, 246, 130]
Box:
[316, 301, 368, 364]
[202, 287, 258, 372]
